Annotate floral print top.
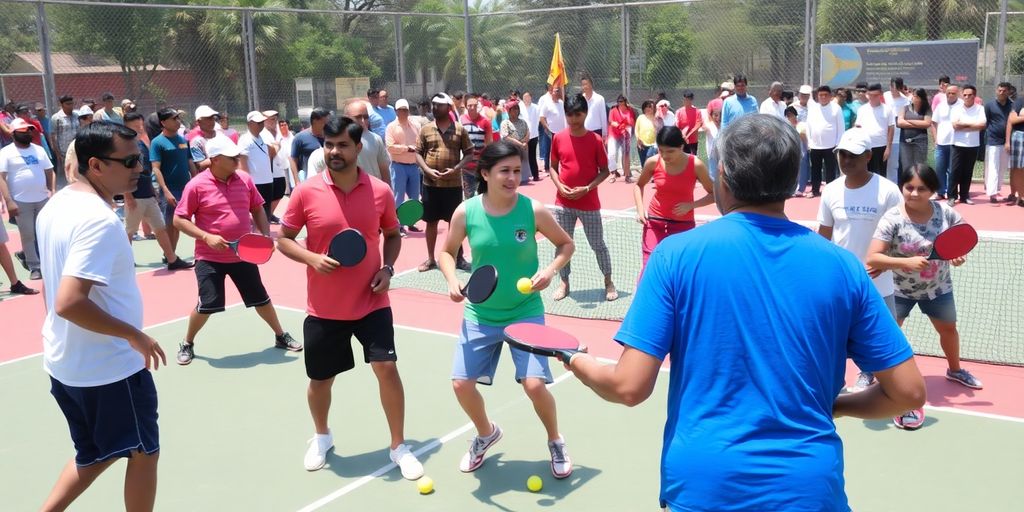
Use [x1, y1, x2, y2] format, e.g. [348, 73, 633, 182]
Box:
[873, 201, 963, 300]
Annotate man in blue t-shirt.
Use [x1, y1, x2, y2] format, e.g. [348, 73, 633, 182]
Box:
[150, 108, 197, 258]
[290, 108, 329, 182]
[720, 73, 759, 131]
[567, 115, 926, 512]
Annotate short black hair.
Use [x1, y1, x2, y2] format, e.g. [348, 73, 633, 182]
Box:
[962, 84, 977, 94]
[580, 72, 593, 84]
[564, 93, 589, 115]
[867, 83, 883, 92]
[123, 112, 144, 123]
[682, 90, 695, 99]
[938, 75, 951, 85]
[309, 107, 330, 121]
[58, 94, 73, 104]
[640, 99, 655, 112]
[655, 126, 685, 147]
[733, 74, 748, 85]
[890, 77, 904, 89]
[323, 116, 363, 143]
[101, 92, 115, 101]
[899, 164, 940, 192]
[476, 140, 522, 194]
[855, 82, 869, 90]
[816, 85, 832, 95]
[451, 90, 465, 100]
[999, 81, 1014, 89]
[157, 107, 179, 121]
[76, 121, 138, 174]
[784, 106, 797, 117]
[366, 88, 379, 98]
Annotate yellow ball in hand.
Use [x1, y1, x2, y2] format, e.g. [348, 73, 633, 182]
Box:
[517, 277, 533, 294]
[417, 476, 434, 494]
[526, 475, 543, 492]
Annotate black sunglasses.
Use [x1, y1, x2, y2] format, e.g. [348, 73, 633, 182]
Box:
[96, 154, 142, 168]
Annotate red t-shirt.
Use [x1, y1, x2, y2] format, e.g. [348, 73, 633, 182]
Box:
[550, 130, 607, 211]
[648, 154, 697, 222]
[282, 170, 398, 321]
[174, 170, 265, 263]
[609, 107, 635, 139]
[675, 106, 701, 144]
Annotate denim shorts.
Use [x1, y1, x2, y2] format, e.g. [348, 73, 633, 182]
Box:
[451, 316, 552, 385]
[895, 292, 957, 323]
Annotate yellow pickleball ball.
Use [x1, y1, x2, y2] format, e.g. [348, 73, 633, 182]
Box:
[417, 476, 434, 494]
[526, 475, 543, 492]
[517, 277, 533, 294]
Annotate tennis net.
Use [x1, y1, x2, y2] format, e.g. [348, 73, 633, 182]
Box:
[391, 206, 1024, 367]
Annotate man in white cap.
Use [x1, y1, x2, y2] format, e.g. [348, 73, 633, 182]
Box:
[172, 136, 300, 366]
[386, 98, 423, 234]
[259, 109, 290, 215]
[793, 85, 813, 123]
[816, 128, 904, 400]
[63, 106, 94, 183]
[238, 111, 278, 220]
[189, 105, 229, 172]
[0, 118, 55, 280]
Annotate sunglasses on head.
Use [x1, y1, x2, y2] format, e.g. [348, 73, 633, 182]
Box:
[96, 154, 142, 168]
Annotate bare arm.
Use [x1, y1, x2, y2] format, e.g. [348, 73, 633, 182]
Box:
[250, 203, 271, 237]
[833, 357, 926, 418]
[439, 205, 469, 302]
[150, 161, 176, 206]
[0, 173, 16, 215]
[276, 225, 339, 275]
[817, 225, 834, 240]
[632, 158, 657, 221]
[866, 238, 927, 272]
[370, 227, 401, 293]
[568, 347, 663, 406]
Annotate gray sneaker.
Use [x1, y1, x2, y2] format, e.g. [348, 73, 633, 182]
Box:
[850, 372, 875, 392]
[275, 332, 302, 351]
[946, 368, 982, 389]
[177, 342, 195, 365]
[459, 423, 503, 473]
[548, 435, 573, 479]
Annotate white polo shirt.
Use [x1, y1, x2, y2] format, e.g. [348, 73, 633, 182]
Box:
[952, 102, 986, 148]
[854, 103, 894, 149]
[932, 99, 963, 146]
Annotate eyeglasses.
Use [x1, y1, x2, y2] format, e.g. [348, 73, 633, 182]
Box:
[96, 154, 142, 168]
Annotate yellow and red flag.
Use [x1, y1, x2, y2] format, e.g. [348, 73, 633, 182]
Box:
[547, 32, 568, 88]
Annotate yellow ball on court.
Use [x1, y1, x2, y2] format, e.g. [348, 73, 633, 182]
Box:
[517, 277, 533, 294]
[417, 476, 434, 494]
[526, 475, 543, 492]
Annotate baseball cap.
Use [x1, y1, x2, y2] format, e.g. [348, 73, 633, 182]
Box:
[195, 105, 219, 119]
[77, 106, 94, 117]
[15, 103, 30, 113]
[206, 137, 241, 158]
[156, 107, 179, 121]
[9, 118, 35, 132]
[246, 110, 267, 123]
[395, 99, 410, 110]
[799, 85, 813, 95]
[262, 110, 279, 118]
[721, 81, 735, 91]
[834, 128, 871, 155]
[431, 93, 453, 105]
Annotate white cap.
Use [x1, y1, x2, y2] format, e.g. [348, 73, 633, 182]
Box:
[431, 93, 454, 105]
[656, 99, 671, 108]
[246, 110, 267, 123]
[206, 137, 241, 158]
[395, 99, 410, 110]
[76, 106, 94, 117]
[834, 128, 871, 155]
[262, 110, 279, 118]
[799, 85, 813, 95]
[195, 105, 219, 119]
[721, 81, 735, 91]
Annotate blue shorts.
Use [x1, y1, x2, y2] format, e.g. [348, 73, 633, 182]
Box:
[451, 317, 553, 385]
[895, 292, 957, 323]
[50, 369, 160, 467]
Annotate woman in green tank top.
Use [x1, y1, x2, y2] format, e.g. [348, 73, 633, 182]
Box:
[438, 141, 577, 478]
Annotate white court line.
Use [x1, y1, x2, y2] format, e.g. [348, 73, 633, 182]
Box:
[0, 303, 244, 369]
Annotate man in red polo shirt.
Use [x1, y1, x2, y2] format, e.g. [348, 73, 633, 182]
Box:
[277, 116, 424, 479]
[172, 137, 300, 365]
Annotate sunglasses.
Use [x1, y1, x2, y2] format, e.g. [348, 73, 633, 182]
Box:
[96, 154, 142, 168]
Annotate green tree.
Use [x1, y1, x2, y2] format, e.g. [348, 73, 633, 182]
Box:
[0, 4, 39, 75]
[638, 5, 693, 90]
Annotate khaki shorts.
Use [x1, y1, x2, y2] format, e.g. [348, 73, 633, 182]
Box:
[125, 197, 166, 233]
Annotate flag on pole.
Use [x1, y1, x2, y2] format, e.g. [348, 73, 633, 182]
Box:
[547, 32, 568, 88]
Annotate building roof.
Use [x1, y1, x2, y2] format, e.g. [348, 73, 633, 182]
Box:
[10, 53, 179, 74]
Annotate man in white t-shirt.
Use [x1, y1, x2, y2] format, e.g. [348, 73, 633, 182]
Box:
[521, 91, 542, 181]
[36, 121, 166, 511]
[884, 77, 910, 181]
[258, 110, 289, 222]
[0, 118, 55, 280]
[949, 85, 987, 205]
[931, 85, 962, 199]
[759, 82, 786, 118]
[238, 110, 277, 219]
[806, 86, 845, 196]
[539, 86, 566, 172]
[854, 83, 894, 177]
[581, 74, 608, 137]
[817, 128, 902, 392]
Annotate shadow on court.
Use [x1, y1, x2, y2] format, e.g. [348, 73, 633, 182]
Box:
[470, 456, 601, 511]
[318, 438, 442, 480]
[861, 415, 939, 432]
[194, 346, 300, 369]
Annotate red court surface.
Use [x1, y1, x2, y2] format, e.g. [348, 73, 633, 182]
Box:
[3, 174, 1023, 423]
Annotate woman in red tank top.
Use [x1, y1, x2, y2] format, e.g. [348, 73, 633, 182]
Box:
[632, 126, 714, 269]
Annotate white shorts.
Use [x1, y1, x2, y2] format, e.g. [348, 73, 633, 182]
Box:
[607, 135, 632, 171]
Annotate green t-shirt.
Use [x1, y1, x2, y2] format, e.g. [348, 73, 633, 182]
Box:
[464, 194, 544, 325]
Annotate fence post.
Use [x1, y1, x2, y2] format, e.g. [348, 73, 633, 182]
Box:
[242, 9, 259, 111]
[394, 15, 405, 98]
[463, 0, 473, 92]
[621, 4, 628, 96]
[36, 1, 57, 114]
[996, 0, 1008, 84]
[803, 0, 811, 85]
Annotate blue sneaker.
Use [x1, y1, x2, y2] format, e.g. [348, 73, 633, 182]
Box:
[946, 369, 983, 390]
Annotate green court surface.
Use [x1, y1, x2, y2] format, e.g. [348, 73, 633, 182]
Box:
[2, 307, 1022, 511]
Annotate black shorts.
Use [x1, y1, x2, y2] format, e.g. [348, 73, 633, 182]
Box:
[683, 142, 699, 155]
[303, 308, 397, 380]
[163, 201, 176, 228]
[272, 177, 287, 200]
[256, 182, 275, 217]
[421, 185, 462, 223]
[195, 260, 270, 313]
[50, 370, 159, 467]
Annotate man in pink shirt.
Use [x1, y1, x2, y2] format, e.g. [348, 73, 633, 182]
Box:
[172, 137, 300, 365]
[276, 116, 424, 479]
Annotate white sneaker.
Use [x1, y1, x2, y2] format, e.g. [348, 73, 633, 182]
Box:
[459, 423, 503, 472]
[304, 431, 334, 471]
[547, 435, 573, 479]
[389, 443, 425, 480]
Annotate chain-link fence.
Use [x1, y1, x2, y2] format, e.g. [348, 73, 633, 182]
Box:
[0, 0, 1014, 125]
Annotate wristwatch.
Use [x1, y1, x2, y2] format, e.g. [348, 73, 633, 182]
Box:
[382, 264, 395, 276]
